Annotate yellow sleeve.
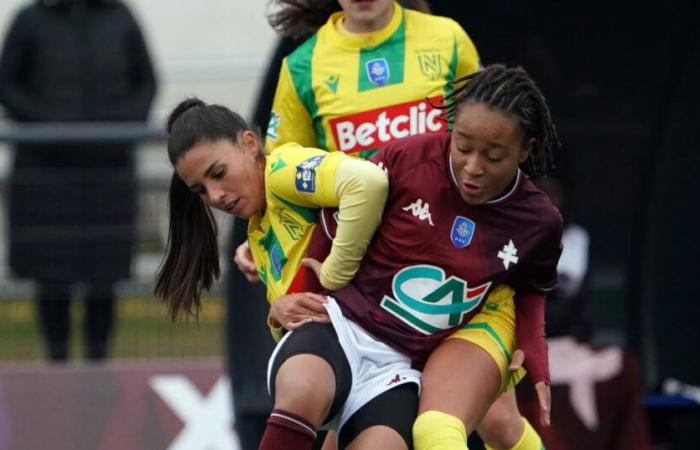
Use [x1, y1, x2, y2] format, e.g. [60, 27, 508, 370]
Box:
[265, 59, 317, 152]
[267, 144, 346, 207]
[452, 20, 481, 79]
[267, 313, 285, 342]
[319, 158, 388, 290]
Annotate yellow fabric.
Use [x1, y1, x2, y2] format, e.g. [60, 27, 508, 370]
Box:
[447, 285, 526, 394]
[484, 418, 543, 450]
[267, 314, 285, 342]
[320, 158, 388, 290]
[247, 143, 387, 339]
[413, 410, 468, 450]
[265, 2, 480, 158]
[248, 143, 346, 306]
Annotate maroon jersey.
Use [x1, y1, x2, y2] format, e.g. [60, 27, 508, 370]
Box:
[327, 133, 562, 368]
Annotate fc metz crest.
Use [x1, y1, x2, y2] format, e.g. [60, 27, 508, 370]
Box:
[451, 216, 475, 248]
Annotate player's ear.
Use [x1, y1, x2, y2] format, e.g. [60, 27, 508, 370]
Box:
[519, 137, 535, 163]
[240, 130, 261, 158]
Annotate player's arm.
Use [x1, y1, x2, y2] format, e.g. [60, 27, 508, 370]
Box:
[514, 214, 563, 425]
[269, 147, 388, 290]
[319, 157, 388, 290]
[514, 290, 548, 384]
[264, 59, 317, 151]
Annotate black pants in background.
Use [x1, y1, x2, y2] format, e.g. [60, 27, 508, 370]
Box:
[36, 282, 115, 361]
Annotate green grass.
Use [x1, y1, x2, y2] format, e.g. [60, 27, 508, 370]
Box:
[0, 297, 225, 362]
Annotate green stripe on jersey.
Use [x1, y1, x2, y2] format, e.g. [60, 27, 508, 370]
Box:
[258, 228, 287, 282]
[286, 34, 327, 149]
[271, 192, 318, 224]
[444, 36, 459, 99]
[357, 12, 406, 92]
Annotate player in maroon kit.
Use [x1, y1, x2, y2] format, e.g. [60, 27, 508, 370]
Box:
[264, 65, 561, 450]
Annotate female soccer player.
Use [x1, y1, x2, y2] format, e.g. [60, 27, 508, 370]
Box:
[155, 98, 424, 449]
[296, 64, 561, 450]
[264, 0, 479, 159]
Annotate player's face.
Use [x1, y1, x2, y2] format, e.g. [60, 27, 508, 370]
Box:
[175, 131, 265, 219]
[338, 0, 394, 32]
[449, 102, 532, 205]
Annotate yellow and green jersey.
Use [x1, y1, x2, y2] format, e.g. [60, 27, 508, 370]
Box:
[248, 143, 347, 303]
[265, 2, 481, 159]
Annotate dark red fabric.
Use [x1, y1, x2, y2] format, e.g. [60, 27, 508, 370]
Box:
[259, 409, 316, 450]
[332, 133, 562, 369]
[515, 290, 549, 384]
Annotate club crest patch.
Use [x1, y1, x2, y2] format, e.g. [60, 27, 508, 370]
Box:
[295, 155, 325, 193]
[366, 58, 390, 86]
[451, 216, 476, 248]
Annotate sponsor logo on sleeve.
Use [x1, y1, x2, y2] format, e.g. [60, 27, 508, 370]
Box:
[329, 97, 446, 154]
[295, 155, 325, 193]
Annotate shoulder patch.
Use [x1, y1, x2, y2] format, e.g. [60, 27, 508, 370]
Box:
[295, 155, 325, 193]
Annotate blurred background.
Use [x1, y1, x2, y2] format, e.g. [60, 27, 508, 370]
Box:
[0, 0, 697, 449]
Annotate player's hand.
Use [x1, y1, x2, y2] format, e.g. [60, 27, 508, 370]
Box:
[507, 349, 551, 426]
[535, 381, 551, 426]
[301, 257, 322, 281]
[508, 349, 525, 371]
[270, 292, 329, 330]
[234, 240, 260, 283]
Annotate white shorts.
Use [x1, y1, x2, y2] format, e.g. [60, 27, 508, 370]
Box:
[267, 297, 421, 432]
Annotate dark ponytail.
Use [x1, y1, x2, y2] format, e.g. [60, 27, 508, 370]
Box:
[155, 172, 220, 320]
[155, 97, 254, 320]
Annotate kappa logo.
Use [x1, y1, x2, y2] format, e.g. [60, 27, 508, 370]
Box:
[387, 373, 405, 386]
[403, 198, 434, 226]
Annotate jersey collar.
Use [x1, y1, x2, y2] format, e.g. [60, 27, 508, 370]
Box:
[325, 1, 403, 50]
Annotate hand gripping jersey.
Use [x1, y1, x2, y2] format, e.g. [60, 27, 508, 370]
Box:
[248, 143, 346, 304]
[265, 2, 480, 159]
[329, 133, 563, 368]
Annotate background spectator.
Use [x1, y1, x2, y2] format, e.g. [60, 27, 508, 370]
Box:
[0, 0, 156, 361]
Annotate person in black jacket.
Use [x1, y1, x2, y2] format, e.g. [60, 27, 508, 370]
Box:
[0, 0, 156, 361]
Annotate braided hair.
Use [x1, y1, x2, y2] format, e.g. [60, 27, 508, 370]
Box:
[440, 65, 559, 178]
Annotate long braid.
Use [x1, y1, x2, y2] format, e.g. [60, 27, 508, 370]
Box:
[440, 65, 559, 178]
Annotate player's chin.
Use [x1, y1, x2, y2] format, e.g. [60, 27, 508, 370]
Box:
[459, 191, 488, 206]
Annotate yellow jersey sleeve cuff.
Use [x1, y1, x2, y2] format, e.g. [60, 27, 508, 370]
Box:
[267, 314, 285, 342]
